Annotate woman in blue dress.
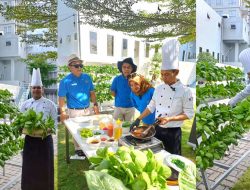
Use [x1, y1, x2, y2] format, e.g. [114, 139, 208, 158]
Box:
[128, 73, 155, 125]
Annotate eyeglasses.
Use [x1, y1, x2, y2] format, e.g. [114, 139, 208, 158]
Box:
[127, 72, 141, 79]
[70, 64, 83, 69]
[32, 86, 42, 89]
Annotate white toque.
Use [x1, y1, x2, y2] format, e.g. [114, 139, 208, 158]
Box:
[31, 68, 43, 86]
[239, 48, 250, 73]
[161, 38, 180, 70]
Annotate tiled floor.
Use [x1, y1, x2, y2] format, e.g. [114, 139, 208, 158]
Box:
[0, 133, 57, 190]
[197, 132, 250, 190]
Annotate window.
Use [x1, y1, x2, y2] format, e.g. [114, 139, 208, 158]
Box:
[212, 52, 215, 58]
[217, 53, 220, 61]
[4, 26, 11, 34]
[229, 0, 236, 5]
[182, 51, 185, 61]
[229, 10, 236, 17]
[199, 47, 202, 53]
[134, 41, 140, 59]
[59, 38, 62, 44]
[107, 35, 114, 56]
[206, 49, 209, 53]
[74, 33, 77, 40]
[122, 39, 128, 57]
[6, 41, 11, 46]
[90, 31, 97, 54]
[145, 43, 150, 58]
[3, 1, 8, 8]
[216, 0, 222, 6]
[231, 24, 236, 29]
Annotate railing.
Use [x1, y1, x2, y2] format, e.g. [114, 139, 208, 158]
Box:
[17, 82, 30, 108]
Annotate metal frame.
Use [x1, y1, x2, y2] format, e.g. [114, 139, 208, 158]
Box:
[0, 173, 21, 190]
[199, 149, 250, 190]
[65, 127, 70, 164]
[1, 160, 22, 190]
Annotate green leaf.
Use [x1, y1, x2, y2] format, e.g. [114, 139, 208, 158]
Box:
[85, 170, 129, 190]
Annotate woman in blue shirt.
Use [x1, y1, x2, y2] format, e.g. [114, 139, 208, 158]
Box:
[128, 73, 155, 125]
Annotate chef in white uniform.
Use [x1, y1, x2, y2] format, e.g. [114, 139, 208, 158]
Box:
[130, 38, 194, 155]
[229, 48, 250, 107]
[20, 68, 57, 190]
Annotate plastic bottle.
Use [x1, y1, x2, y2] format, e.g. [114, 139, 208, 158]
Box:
[114, 119, 122, 140]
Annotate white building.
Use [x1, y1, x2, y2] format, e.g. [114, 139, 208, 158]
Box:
[58, 0, 164, 75]
[203, 0, 250, 63]
[197, 0, 222, 61]
[0, 0, 30, 83]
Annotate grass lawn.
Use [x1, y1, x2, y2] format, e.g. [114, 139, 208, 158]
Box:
[232, 167, 250, 190]
[57, 118, 195, 190]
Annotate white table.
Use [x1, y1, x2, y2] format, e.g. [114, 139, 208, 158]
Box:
[64, 114, 114, 161]
[64, 116, 180, 190]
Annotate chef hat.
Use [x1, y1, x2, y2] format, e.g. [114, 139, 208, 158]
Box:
[161, 38, 180, 70]
[31, 68, 43, 86]
[239, 48, 250, 73]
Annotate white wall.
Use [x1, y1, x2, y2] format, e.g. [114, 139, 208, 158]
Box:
[57, 0, 151, 70]
[196, 0, 222, 59]
[57, 0, 79, 65]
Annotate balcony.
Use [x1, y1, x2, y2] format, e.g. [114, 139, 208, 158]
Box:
[222, 17, 249, 43]
[0, 35, 26, 58]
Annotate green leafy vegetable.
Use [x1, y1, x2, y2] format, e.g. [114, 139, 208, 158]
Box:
[88, 146, 171, 190]
[85, 170, 129, 190]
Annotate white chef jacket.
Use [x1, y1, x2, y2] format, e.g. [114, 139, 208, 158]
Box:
[147, 80, 194, 128]
[228, 84, 250, 107]
[20, 97, 58, 128]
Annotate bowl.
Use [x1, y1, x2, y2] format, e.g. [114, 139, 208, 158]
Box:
[93, 130, 105, 136]
[78, 128, 94, 140]
[72, 117, 91, 123]
[105, 137, 115, 146]
[86, 137, 101, 149]
[99, 135, 109, 143]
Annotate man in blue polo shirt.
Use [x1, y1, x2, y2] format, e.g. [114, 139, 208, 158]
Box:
[58, 54, 99, 156]
[111, 57, 137, 121]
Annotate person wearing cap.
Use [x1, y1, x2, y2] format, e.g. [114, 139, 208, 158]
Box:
[111, 57, 137, 121]
[229, 48, 250, 107]
[128, 73, 155, 125]
[20, 68, 57, 190]
[130, 39, 194, 155]
[58, 54, 99, 157]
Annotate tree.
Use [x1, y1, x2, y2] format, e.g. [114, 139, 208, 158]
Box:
[21, 52, 57, 88]
[63, 0, 195, 43]
[0, 0, 57, 47]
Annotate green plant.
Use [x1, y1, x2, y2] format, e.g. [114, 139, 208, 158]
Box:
[12, 109, 55, 138]
[88, 146, 171, 190]
[0, 89, 23, 167]
[196, 81, 245, 106]
[21, 51, 57, 88]
[196, 61, 243, 82]
[197, 52, 217, 64]
[149, 52, 161, 83]
[196, 100, 250, 170]
[85, 170, 129, 190]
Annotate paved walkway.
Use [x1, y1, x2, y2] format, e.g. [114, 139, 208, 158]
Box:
[0, 134, 57, 190]
[197, 131, 250, 190]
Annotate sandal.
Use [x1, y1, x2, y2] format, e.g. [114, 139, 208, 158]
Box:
[75, 150, 85, 157]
